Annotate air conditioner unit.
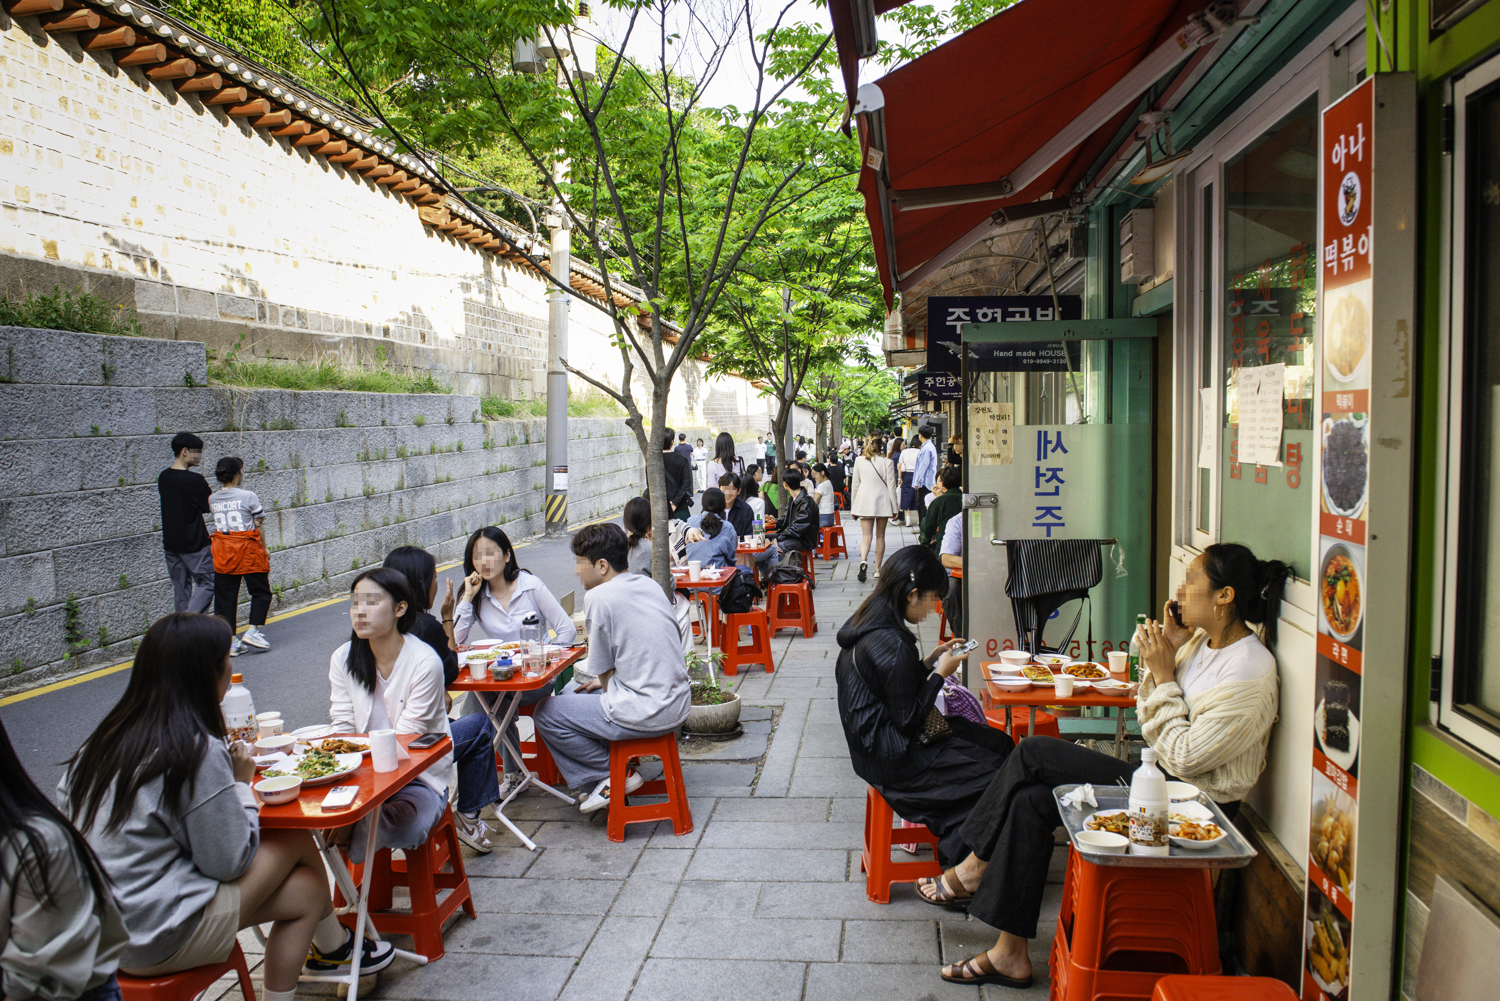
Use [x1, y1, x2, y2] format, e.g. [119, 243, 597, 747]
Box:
[1120, 207, 1155, 284]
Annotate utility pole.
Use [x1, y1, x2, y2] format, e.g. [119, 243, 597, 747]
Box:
[544, 83, 571, 536]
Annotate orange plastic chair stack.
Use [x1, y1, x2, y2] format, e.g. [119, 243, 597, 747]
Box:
[768, 579, 817, 638]
[720, 607, 774, 676]
[606, 732, 693, 843]
[860, 786, 942, 903]
[1151, 975, 1299, 1000]
[1049, 848, 1220, 1001]
[340, 805, 476, 961]
[118, 942, 256, 1001]
[818, 524, 849, 560]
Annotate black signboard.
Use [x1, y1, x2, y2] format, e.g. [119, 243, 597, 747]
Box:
[918, 371, 962, 401]
[926, 295, 1084, 373]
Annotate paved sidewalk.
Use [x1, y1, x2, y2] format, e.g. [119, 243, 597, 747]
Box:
[217, 521, 1064, 1000]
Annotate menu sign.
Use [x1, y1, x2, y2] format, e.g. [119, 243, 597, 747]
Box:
[925, 295, 1082, 373]
[1302, 78, 1373, 1001]
[968, 402, 1014, 466]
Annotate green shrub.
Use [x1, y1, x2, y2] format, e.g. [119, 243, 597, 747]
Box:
[208, 356, 449, 395]
[0, 285, 144, 337]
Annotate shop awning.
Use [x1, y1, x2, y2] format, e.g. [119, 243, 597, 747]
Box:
[851, 0, 1230, 308]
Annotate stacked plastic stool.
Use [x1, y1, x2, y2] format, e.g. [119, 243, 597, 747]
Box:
[1152, 976, 1299, 1000]
[1049, 847, 1220, 1001]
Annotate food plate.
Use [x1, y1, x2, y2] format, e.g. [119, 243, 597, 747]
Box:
[1321, 417, 1369, 519]
[1063, 662, 1107, 679]
[1315, 699, 1362, 775]
[1170, 802, 1215, 823]
[1170, 824, 1229, 850]
[1083, 809, 1130, 836]
[1306, 913, 1350, 997]
[1022, 665, 1055, 684]
[1091, 678, 1131, 692]
[1033, 653, 1072, 668]
[991, 677, 1031, 690]
[262, 751, 362, 787]
[1320, 545, 1362, 642]
[1324, 285, 1370, 386]
[318, 736, 371, 756]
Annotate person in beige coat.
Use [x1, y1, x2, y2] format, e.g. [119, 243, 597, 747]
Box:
[849, 436, 900, 582]
[917, 543, 1291, 990]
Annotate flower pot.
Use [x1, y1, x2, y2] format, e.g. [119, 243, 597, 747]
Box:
[684, 692, 741, 734]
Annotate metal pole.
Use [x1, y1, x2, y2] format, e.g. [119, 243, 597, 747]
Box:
[544, 60, 571, 535]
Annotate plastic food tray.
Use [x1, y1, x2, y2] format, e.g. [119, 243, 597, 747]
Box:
[1053, 783, 1258, 869]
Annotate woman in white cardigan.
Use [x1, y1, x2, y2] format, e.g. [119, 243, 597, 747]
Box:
[927, 543, 1291, 989]
[328, 568, 453, 864]
[849, 436, 900, 583]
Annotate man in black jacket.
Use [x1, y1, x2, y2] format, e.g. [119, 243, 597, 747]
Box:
[754, 471, 819, 571]
[661, 429, 693, 521]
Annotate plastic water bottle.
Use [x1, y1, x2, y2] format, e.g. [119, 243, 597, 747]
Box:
[221, 672, 257, 744]
[1128, 747, 1171, 856]
[1127, 613, 1148, 682]
[520, 613, 543, 654]
[752, 518, 764, 545]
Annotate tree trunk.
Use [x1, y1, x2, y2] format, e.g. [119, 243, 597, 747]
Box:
[813, 410, 827, 461]
[830, 395, 844, 452]
[646, 382, 675, 599]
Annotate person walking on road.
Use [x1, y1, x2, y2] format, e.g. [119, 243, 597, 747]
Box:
[850, 436, 900, 583]
[913, 425, 940, 522]
[660, 430, 694, 522]
[704, 431, 744, 489]
[898, 435, 920, 527]
[158, 433, 214, 614]
[209, 457, 272, 657]
[691, 438, 709, 493]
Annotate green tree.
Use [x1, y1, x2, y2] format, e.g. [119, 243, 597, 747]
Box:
[302, 1, 842, 592]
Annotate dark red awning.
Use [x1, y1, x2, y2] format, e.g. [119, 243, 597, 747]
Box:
[852, 0, 1207, 307]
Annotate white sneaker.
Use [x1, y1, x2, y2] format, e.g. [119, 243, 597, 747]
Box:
[241, 628, 270, 650]
[454, 811, 493, 853]
[579, 771, 644, 814]
[230, 638, 245, 657]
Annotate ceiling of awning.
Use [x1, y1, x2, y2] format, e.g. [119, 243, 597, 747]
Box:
[852, 0, 1208, 307]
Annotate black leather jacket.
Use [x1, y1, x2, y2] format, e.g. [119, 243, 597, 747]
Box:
[777, 488, 819, 551]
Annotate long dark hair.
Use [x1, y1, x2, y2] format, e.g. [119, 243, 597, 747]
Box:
[462, 525, 522, 603]
[1203, 543, 1295, 650]
[848, 546, 950, 632]
[623, 497, 651, 549]
[67, 613, 232, 835]
[1, 720, 113, 907]
[713, 431, 739, 472]
[383, 545, 436, 610]
[345, 567, 418, 694]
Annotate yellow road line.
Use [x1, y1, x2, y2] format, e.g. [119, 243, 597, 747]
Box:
[0, 553, 549, 707]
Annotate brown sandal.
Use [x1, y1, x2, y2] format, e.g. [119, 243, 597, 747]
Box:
[915, 867, 973, 908]
[940, 950, 1034, 989]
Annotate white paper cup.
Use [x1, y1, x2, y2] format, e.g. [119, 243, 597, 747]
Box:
[471, 658, 488, 681]
[1107, 651, 1129, 675]
[369, 729, 400, 773]
[1054, 675, 1076, 698]
[256, 712, 283, 739]
[688, 561, 702, 581]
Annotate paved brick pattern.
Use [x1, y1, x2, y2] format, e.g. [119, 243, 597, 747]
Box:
[205, 520, 1064, 999]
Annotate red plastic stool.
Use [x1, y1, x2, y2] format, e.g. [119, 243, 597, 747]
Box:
[937, 598, 953, 642]
[340, 805, 476, 961]
[607, 731, 693, 843]
[818, 524, 849, 560]
[1152, 976, 1298, 1000]
[720, 607, 774, 676]
[984, 705, 1062, 740]
[1049, 848, 1220, 1001]
[768, 580, 816, 637]
[795, 548, 817, 587]
[119, 942, 256, 1001]
[861, 786, 942, 903]
[518, 703, 562, 784]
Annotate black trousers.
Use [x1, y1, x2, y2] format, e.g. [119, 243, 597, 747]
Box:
[958, 736, 1134, 939]
[215, 571, 271, 631]
[916, 486, 931, 519]
[946, 575, 964, 638]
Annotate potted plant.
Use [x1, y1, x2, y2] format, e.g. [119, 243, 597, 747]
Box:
[684, 649, 741, 734]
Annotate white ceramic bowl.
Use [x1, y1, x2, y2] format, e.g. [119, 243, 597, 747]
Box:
[991, 677, 1031, 690]
[1034, 653, 1073, 668]
[288, 724, 336, 742]
[254, 775, 303, 805]
[254, 734, 297, 754]
[1166, 781, 1201, 802]
[1170, 827, 1228, 850]
[1170, 802, 1215, 823]
[1075, 830, 1129, 855]
[998, 650, 1032, 667]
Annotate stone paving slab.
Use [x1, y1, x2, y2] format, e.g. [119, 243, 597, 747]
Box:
[629, 958, 809, 1001]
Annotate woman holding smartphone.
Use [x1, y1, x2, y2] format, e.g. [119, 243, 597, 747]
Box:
[328, 568, 452, 866]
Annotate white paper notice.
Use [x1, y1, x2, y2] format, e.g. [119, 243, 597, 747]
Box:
[969, 402, 1014, 466]
[1236, 364, 1285, 467]
[1198, 387, 1215, 469]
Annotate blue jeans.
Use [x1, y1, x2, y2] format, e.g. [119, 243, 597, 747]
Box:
[348, 781, 445, 864]
[76, 976, 121, 1001]
[819, 513, 836, 528]
[451, 712, 499, 814]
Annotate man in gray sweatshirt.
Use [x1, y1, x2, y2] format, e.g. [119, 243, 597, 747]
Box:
[532, 523, 690, 815]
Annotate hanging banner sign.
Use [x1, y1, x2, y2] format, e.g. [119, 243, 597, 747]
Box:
[918, 371, 962, 401]
[926, 295, 1082, 372]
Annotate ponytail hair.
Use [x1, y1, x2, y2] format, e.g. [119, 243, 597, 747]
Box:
[623, 496, 651, 549]
[1202, 543, 1294, 650]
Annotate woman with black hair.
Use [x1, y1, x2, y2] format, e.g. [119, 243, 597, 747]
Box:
[836, 546, 1011, 867]
[623, 496, 654, 575]
[328, 568, 452, 867]
[64, 613, 387, 995]
[1, 720, 127, 1001]
[454, 526, 576, 649]
[704, 431, 744, 489]
[382, 547, 500, 853]
[934, 543, 1293, 990]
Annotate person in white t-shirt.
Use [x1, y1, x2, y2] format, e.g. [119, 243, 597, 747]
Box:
[811, 463, 837, 528]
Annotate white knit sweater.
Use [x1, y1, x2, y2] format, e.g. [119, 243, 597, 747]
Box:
[1136, 631, 1279, 803]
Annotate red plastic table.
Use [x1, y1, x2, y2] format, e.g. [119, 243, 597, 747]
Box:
[736, 539, 771, 586]
[448, 647, 587, 850]
[671, 566, 737, 652]
[258, 732, 451, 997]
[981, 665, 1137, 756]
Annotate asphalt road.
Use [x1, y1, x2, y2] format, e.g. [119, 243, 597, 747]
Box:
[2, 528, 595, 792]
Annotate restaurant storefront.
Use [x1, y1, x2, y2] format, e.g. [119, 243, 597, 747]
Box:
[837, 0, 1500, 996]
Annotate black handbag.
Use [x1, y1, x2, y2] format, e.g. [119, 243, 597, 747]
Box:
[716, 569, 762, 614]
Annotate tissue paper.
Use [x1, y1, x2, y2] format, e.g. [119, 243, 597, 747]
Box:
[1060, 784, 1098, 811]
[369, 729, 399, 773]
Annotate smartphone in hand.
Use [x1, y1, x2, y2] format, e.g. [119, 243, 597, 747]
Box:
[954, 638, 980, 656]
[1168, 601, 1185, 628]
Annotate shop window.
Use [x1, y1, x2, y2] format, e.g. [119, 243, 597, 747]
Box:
[1440, 57, 1500, 758]
[1218, 95, 1319, 576]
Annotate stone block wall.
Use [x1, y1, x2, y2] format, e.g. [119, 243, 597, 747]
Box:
[0, 328, 643, 691]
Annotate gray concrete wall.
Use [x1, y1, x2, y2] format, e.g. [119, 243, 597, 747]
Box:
[0, 327, 643, 692]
